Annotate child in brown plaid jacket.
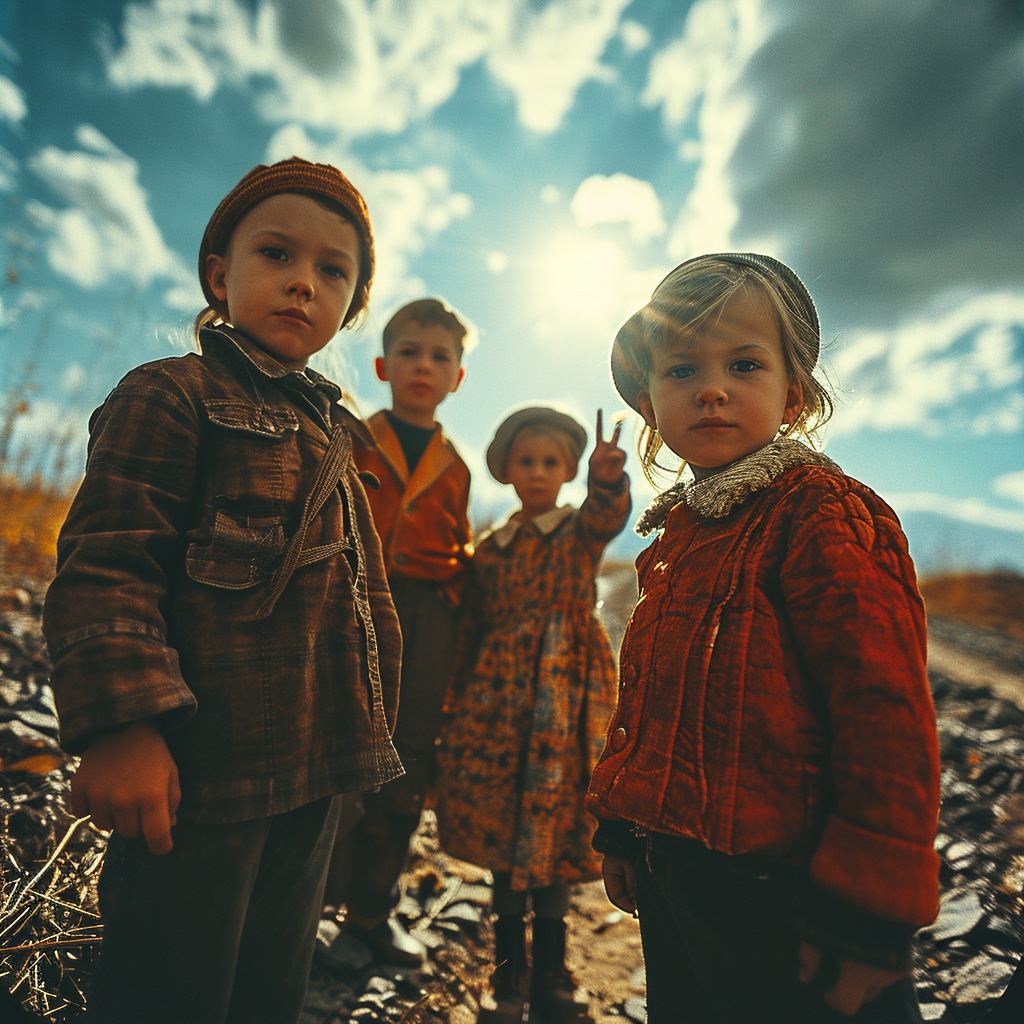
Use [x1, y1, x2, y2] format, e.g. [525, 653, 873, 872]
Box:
[42, 157, 403, 1024]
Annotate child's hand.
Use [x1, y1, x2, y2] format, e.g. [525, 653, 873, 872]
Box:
[601, 854, 637, 914]
[798, 941, 907, 1016]
[590, 409, 626, 486]
[71, 720, 181, 856]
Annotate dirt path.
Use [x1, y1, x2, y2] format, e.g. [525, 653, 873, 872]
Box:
[928, 638, 1024, 710]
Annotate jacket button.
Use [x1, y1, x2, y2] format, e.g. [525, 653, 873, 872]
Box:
[622, 665, 636, 688]
[394, 553, 408, 566]
[611, 727, 627, 751]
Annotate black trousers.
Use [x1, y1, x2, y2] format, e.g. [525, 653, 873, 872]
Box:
[86, 796, 341, 1024]
[635, 833, 925, 1024]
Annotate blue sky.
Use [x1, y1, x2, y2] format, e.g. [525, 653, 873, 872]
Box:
[2, 0, 1022, 569]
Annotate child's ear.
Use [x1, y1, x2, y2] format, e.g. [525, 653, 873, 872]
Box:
[637, 391, 658, 431]
[374, 356, 389, 382]
[205, 254, 228, 304]
[450, 366, 466, 394]
[783, 380, 804, 427]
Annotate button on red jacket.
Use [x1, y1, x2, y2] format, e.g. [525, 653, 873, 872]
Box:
[588, 441, 940, 929]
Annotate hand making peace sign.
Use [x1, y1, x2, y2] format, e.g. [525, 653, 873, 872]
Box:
[589, 409, 627, 487]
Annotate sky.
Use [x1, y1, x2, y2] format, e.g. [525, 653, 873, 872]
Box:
[1, 0, 1022, 570]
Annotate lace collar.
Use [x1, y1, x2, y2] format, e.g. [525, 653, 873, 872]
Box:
[635, 438, 841, 536]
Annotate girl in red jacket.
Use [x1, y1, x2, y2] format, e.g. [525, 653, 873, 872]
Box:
[587, 254, 939, 1023]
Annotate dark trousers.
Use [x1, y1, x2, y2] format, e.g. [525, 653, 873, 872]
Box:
[327, 742, 435, 917]
[636, 834, 924, 1024]
[324, 578, 458, 916]
[86, 796, 341, 1024]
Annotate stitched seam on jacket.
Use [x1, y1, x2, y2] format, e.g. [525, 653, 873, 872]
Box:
[49, 619, 166, 659]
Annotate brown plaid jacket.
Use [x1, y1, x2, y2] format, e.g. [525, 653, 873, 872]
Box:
[43, 326, 403, 823]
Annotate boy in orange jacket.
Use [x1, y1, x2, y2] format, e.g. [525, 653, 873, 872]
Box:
[325, 298, 472, 964]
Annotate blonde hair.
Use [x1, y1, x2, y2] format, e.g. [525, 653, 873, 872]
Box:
[613, 256, 833, 484]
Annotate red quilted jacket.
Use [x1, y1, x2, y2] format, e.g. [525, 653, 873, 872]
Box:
[588, 441, 940, 928]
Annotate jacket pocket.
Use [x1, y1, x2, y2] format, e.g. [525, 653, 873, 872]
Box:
[202, 399, 300, 438]
[186, 509, 287, 589]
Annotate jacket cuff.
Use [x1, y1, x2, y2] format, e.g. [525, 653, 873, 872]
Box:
[589, 472, 628, 495]
[809, 815, 940, 927]
[592, 818, 643, 858]
[50, 633, 197, 755]
[795, 881, 917, 972]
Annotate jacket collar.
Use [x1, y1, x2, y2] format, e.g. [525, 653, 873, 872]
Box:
[490, 505, 575, 549]
[367, 410, 459, 505]
[199, 324, 373, 445]
[636, 438, 842, 536]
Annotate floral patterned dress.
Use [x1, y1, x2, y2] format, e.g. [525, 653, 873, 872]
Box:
[435, 477, 631, 890]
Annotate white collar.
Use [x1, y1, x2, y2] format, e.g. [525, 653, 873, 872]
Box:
[490, 504, 575, 549]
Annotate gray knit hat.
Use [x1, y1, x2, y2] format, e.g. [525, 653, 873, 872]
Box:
[486, 406, 588, 484]
[610, 253, 820, 412]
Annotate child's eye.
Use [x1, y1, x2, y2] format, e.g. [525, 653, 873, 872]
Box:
[732, 359, 761, 373]
[322, 264, 348, 280]
[433, 352, 451, 363]
[261, 246, 288, 262]
[666, 365, 694, 379]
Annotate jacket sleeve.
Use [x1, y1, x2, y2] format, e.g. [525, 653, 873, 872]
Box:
[779, 478, 940, 930]
[577, 472, 632, 555]
[42, 372, 200, 753]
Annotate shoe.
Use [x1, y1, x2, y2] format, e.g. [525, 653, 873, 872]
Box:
[345, 916, 426, 967]
[479, 914, 527, 1023]
[529, 917, 593, 1023]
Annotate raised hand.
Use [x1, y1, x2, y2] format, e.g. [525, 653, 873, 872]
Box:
[589, 409, 627, 486]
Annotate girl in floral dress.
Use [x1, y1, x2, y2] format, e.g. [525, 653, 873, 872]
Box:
[436, 406, 629, 1023]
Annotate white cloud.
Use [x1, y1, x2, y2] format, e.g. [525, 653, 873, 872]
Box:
[993, 470, 1024, 506]
[885, 492, 1024, 534]
[264, 123, 472, 314]
[827, 291, 1024, 438]
[644, 0, 1024, 325]
[643, 0, 768, 258]
[27, 126, 191, 293]
[486, 0, 629, 133]
[60, 363, 87, 393]
[103, 0, 629, 138]
[0, 75, 27, 125]
[619, 19, 651, 55]
[0, 144, 17, 192]
[570, 173, 666, 243]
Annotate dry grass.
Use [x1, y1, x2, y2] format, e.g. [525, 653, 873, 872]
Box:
[920, 571, 1024, 642]
[0, 478, 75, 583]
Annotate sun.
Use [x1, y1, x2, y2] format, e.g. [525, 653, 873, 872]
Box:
[539, 233, 628, 321]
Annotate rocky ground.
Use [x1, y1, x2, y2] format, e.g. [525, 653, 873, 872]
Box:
[1, 572, 1022, 1023]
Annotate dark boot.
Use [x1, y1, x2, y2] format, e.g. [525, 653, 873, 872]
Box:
[529, 916, 593, 1023]
[479, 914, 527, 1023]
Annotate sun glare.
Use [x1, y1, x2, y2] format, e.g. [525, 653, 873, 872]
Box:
[540, 233, 627, 321]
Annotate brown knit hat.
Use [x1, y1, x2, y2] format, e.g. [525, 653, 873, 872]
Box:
[610, 252, 819, 411]
[198, 156, 374, 327]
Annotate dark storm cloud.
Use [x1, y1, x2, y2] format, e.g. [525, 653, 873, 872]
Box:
[730, 0, 1024, 325]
